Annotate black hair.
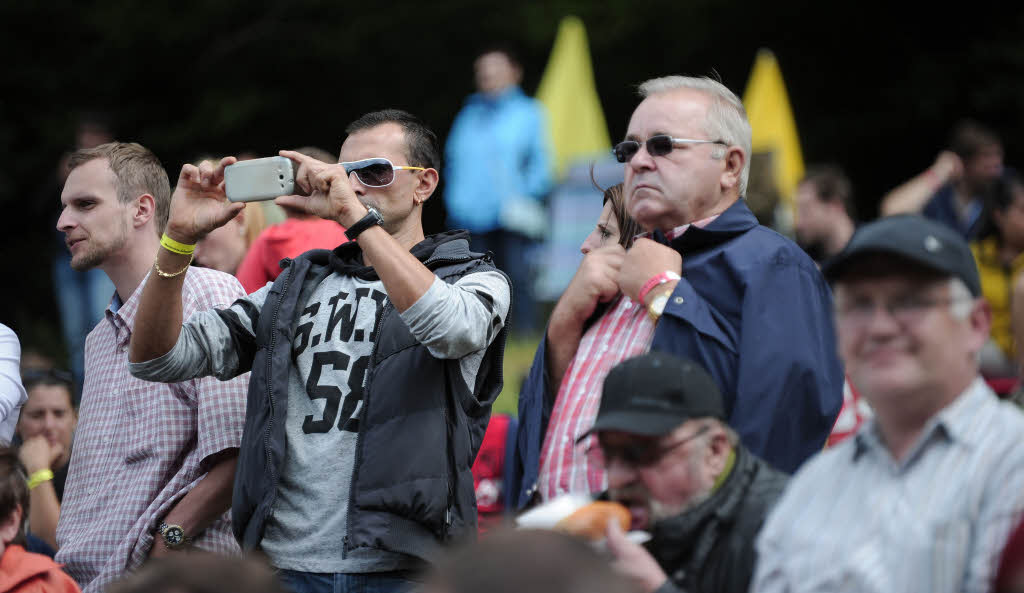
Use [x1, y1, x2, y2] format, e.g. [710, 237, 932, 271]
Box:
[21, 368, 75, 404]
[475, 42, 523, 69]
[344, 109, 441, 171]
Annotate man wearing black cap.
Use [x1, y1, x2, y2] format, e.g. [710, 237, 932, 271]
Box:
[752, 215, 1024, 593]
[588, 352, 787, 593]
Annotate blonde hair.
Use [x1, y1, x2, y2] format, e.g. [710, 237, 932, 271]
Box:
[69, 142, 171, 235]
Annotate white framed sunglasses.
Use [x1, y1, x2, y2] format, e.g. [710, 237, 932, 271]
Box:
[340, 157, 426, 188]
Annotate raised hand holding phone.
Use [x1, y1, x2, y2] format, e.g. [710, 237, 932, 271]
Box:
[165, 156, 245, 244]
[276, 150, 368, 228]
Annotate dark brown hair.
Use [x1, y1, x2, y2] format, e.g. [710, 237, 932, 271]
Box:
[0, 447, 29, 547]
[591, 165, 642, 248]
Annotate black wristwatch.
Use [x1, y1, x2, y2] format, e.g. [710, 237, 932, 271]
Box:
[345, 207, 384, 240]
[156, 521, 193, 550]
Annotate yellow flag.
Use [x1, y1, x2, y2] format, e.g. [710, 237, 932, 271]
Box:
[742, 49, 804, 216]
[536, 16, 612, 178]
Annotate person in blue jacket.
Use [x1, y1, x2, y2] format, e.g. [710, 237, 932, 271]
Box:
[443, 45, 553, 335]
[509, 75, 844, 510]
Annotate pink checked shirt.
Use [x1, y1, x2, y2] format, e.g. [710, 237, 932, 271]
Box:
[537, 217, 718, 501]
[55, 267, 249, 593]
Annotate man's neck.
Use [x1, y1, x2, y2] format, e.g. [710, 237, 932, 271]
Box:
[102, 234, 160, 305]
[873, 374, 974, 462]
[659, 195, 738, 233]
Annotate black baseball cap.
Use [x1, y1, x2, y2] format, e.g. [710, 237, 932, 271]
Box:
[821, 214, 981, 296]
[580, 352, 726, 440]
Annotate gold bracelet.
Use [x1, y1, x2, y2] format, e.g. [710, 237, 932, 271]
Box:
[154, 253, 194, 278]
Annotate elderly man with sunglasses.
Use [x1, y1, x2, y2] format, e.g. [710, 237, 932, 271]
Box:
[751, 216, 1024, 593]
[128, 109, 511, 593]
[586, 352, 787, 593]
[511, 75, 842, 511]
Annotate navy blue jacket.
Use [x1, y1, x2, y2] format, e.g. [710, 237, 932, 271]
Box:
[509, 199, 843, 509]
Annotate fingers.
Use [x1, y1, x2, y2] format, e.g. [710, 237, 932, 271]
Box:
[279, 149, 312, 166]
[179, 163, 201, 186]
[275, 194, 311, 214]
[213, 156, 238, 186]
[197, 159, 216, 188]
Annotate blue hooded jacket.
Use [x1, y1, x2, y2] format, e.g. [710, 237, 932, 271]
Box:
[509, 199, 844, 509]
[444, 86, 553, 233]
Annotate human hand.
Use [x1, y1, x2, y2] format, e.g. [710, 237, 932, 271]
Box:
[617, 238, 682, 304]
[276, 150, 367, 227]
[606, 519, 668, 593]
[551, 244, 626, 331]
[165, 157, 246, 244]
[148, 538, 173, 559]
[931, 151, 963, 185]
[18, 435, 61, 474]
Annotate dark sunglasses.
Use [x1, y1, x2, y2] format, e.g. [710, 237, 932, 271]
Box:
[340, 158, 426, 188]
[612, 135, 728, 163]
[588, 425, 711, 467]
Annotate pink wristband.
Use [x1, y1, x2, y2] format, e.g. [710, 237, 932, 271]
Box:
[637, 271, 682, 304]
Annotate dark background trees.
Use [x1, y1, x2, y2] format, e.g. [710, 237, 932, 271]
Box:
[3, 0, 1022, 360]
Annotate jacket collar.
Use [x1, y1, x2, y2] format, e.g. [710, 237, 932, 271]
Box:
[324, 230, 475, 280]
[663, 198, 759, 253]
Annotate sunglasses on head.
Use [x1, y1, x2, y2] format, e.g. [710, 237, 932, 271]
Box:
[612, 135, 728, 163]
[340, 158, 426, 188]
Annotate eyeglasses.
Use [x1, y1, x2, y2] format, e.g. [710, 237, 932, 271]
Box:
[340, 158, 426, 188]
[835, 295, 972, 326]
[588, 425, 711, 468]
[612, 135, 728, 163]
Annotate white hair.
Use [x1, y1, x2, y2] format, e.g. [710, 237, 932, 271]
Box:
[637, 76, 752, 196]
[949, 277, 974, 319]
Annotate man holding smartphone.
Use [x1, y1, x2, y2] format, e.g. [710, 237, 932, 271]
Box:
[128, 110, 511, 593]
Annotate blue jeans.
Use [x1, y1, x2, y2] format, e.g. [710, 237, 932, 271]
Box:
[277, 569, 420, 593]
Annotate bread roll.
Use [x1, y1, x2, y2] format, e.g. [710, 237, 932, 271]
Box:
[554, 501, 631, 540]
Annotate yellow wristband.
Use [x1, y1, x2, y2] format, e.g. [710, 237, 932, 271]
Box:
[27, 469, 54, 490]
[160, 233, 196, 255]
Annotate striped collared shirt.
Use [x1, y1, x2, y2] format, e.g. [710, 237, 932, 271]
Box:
[536, 216, 718, 502]
[752, 377, 1024, 593]
[56, 268, 249, 593]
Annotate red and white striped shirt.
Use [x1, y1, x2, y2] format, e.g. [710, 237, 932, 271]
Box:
[537, 217, 716, 501]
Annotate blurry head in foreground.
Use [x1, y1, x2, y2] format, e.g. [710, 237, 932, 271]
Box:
[422, 528, 639, 593]
[107, 552, 286, 593]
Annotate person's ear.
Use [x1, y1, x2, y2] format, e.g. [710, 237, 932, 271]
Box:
[133, 194, 156, 229]
[0, 504, 22, 545]
[704, 428, 731, 475]
[720, 147, 746, 194]
[413, 168, 440, 206]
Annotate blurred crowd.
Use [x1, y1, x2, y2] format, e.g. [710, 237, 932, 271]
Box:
[2, 42, 1024, 593]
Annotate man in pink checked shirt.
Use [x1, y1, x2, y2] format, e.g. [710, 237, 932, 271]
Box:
[510, 75, 844, 510]
[53, 142, 248, 593]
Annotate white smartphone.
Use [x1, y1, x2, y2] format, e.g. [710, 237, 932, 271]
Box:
[224, 156, 295, 202]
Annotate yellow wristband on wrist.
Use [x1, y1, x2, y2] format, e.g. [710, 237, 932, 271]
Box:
[27, 469, 54, 490]
[160, 233, 196, 255]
